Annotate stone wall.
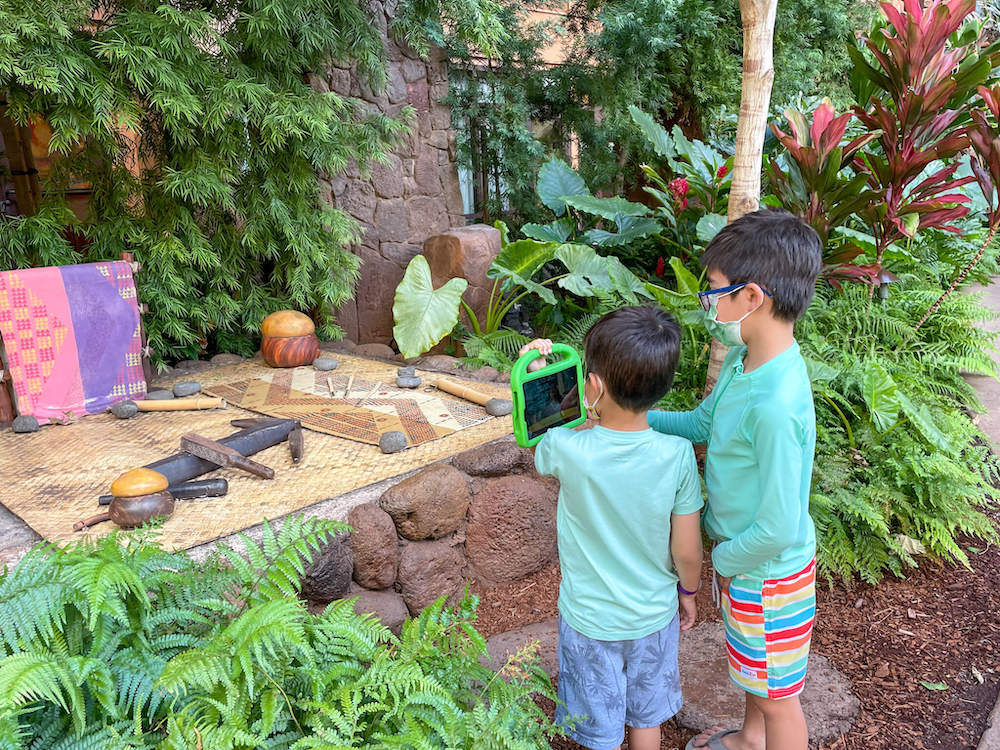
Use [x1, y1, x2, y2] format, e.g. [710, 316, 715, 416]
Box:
[312, 4, 465, 346]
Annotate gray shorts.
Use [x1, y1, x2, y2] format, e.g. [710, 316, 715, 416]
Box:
[555, 614, 682, 750]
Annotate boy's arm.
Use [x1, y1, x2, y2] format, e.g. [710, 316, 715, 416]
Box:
[647, 398, 713, 444]
[711, 412, 806, 578]
[671, 510, 702, 631]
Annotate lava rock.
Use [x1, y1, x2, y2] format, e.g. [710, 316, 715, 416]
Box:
[379, 431, 408, 454]
[397, 365, 416, 377]
[146, 389, 174, 400]
[313, 356, 339, 371]
[347, 587, 409, 634]
[379, 464, 469, 540]
[348, 503, 399, 590]
[301, 532, 354, 602]
[110, 401, 139, 419]
[452, 440, 534, 477]
[396, 538, 466, 615]
[172, 381, 202, 398]
[11, 415, 39, 433]
[354, 343, 396, 360]
[396, 375, 422, 388]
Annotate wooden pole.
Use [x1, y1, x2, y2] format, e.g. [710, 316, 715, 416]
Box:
[704, 0, 778, 394]
[0, 95, 41, 216]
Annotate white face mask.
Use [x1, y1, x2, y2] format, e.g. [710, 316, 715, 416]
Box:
[583, 375, 604, 417]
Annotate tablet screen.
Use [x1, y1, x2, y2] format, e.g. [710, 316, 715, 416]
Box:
[522, 367, 582, 440]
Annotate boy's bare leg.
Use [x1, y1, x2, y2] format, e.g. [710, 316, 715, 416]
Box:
[752, 692, 807, 749]
[627, 725, 660, 750]
[689, 693, 765, 749]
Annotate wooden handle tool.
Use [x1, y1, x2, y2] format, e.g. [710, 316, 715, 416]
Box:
[137, 397, 226, 412]
[288, 421, 303, 464]
[435, 378, 513, 416]
[74, 513, 110, 531]
[180, 433, 275, 479]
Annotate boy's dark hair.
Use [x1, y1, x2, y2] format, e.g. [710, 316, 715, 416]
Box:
[583, 306, 680, 412]
[701, 208, 823, 321]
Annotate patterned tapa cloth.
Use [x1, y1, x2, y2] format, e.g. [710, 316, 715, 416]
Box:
[204, 366, 492, 446]
[0, 261, 146, 423]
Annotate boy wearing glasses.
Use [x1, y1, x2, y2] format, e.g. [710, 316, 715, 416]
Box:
[649, 209, 823, 750]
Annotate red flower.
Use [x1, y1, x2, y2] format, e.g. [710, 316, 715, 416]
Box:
[717, 164, 729, 179]
[680, 198, 688, 210]
[655, 256, 665, 277]
[668, 177, 689, 201]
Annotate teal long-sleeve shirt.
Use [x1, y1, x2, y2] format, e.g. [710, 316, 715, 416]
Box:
[649, 343, 816, 580]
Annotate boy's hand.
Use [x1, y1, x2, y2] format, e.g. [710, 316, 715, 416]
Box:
[519, 339, 553, 372]
[678, 593, 697, 631]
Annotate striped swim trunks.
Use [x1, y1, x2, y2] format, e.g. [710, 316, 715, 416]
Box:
[721, 558, 816, 699]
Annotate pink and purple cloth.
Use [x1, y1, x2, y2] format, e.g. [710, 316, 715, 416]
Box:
[0, 261, 147, 424]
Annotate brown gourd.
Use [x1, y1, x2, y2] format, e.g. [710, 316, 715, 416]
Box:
[260, 310, 320, 368]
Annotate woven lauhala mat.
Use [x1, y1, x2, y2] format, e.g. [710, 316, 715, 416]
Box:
[0, 355, 512, 551]
[202, 366, 489, 446]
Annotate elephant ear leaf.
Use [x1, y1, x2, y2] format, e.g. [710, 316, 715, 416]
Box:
[537, 158, 589, 216]
[393, 255, 467, 359]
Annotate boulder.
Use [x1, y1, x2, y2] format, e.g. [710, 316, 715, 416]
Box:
[484, 619, 559, 679]
[319, 338, 357, 353]
[451, 440, 534, 478]
[465, 475, 557, 584]
[676, 622, 859, 744]
[396, 538, 466, 615]
[348, 503, 399, 590]
[354, 342, 396, 360]
[423, 225, 502, 331]
[210, 353, 243, 366]
[379, 464, 469, 540]
[175, 360, 213, 374]
[468, 365, 500, 382]
[419, 354, 460, 373]
[349, 588, 409, 635]
[301, 532, 354, 602]
[352, 247, 401, 344]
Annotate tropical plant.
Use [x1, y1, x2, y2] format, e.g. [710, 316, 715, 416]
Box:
[799, 283, 1000, 584]
[391, 157, 656, 359]
[0, 519, 560, 748]
[848, 0, 1000, 280]
[0, 0, 504, 364]
[765, 100, 883, 284]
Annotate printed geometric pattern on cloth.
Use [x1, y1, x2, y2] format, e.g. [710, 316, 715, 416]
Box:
[97, 262, 146, 400]
[0, 275, 69, 401]
[721, 558, 816, 700]
[203, 366, 491, 446]
[0, 261, 146, 423]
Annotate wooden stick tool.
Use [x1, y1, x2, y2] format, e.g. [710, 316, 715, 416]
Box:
[137, 397, 226, 412]
[435, 378, 513, 416]
[180, 433, 275, 479]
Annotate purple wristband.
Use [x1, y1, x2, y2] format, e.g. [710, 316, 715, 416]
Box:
[677, 581, 699, 596]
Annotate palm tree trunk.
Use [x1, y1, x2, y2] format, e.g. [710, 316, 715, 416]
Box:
[704, 0, 778, 394]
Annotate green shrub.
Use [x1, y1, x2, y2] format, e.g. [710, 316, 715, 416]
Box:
[0, 518, 560, 748]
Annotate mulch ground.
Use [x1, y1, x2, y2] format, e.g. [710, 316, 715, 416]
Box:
[470, 510, 1000, 750]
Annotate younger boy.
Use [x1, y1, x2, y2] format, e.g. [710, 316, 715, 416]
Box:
[521, 306, 704, 750]
[648, 209, 822, 750]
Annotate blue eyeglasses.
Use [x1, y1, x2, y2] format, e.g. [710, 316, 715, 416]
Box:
[697, 283, 772, 312]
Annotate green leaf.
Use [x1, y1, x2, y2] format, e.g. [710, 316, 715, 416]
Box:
[494, 220, 511, 247]
[392, 256, 468, 359]
[629, 105, 675, 159]
[897, 392, 952, 453]
[861, 361, 900, 432]
[522, 218, 573, 242]
[899, 212, 920, 238]
[488, 239, 558, 282]
[554, 243, 609, 297]
[563, 194, 649, 220]
[919, 681, 949, 691]
[804, 357, 840, 384]
[583, 215, 661, 247]
[696, 213, 727, 243]
[669, 256, 701, 298]
[645, 282, 690, 311]
[536, 158, 588, 216]
[606, 257, 654, 302]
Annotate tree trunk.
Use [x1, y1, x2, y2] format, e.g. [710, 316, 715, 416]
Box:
[703, 0, 778, 394]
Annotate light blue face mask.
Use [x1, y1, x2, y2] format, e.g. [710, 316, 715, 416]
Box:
[701, 286, 764, 347]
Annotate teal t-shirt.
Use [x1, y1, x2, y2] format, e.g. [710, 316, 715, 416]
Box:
[534, 425, 703, 641]
[648, 342, 816, 581]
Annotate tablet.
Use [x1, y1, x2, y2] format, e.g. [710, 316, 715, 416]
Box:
[510, 344, 587, 447]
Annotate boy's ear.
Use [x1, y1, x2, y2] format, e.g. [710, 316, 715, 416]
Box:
[744, 282, 769, 308]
